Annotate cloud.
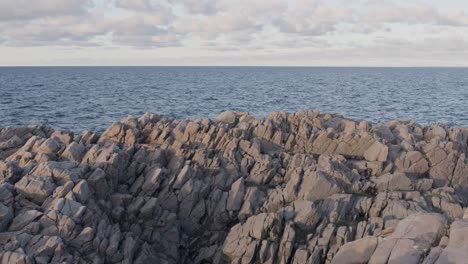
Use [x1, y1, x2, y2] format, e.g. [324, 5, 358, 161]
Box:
[110, 15, 181, 47]
[0, 0, 468, 65]
[175, 0, 218, 15]
[0, 0, 92, 21]
[442, 10, 468, 26]
[360, 1, 468, 27]
[0, 15, 108, 46]
[115, 0, 170, 12]
[0, 1, 176, 48]
[175, 13, 261, 38]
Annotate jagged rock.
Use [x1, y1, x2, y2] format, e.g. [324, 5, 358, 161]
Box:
[368, 213, 447, 264]
[226, 177, 245, 211]
[434, 219, 468, 263]
[286, 169, 343, 202]
[423, 247, 444, 264]
[61, 142, 85, 162]
[141, 166, 164, 195]
[46, 198, 86, 222]
[37, 137, 65, 155]
[425, 125, 447, 140]
[0, 161, 21, 183]
[331, 236, 378, 264]
[373, 173, 412, 192]
[8, 210, 42, 231]
[72, 180, 90, 203]
[0, 203, 13, 231]
[99, 122, 140, 145]
[394, 151, 429, 176]
[15, 175, 56, 204]
[364, 141, 388, 162]
[0, 111, 466, 264]
[0, 252, 33, 264]
[216, 111, 237, 125]
[71, 226, 94, 247]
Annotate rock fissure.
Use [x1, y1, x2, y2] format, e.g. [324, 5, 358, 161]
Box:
[0, 111, 467, 263]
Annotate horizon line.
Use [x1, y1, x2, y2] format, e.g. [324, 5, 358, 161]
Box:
[1, 65, 468, 68]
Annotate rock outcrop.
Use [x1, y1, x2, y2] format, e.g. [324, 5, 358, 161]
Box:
[0, 110, 467, 263]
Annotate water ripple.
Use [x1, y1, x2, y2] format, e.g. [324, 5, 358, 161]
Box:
[0, 67, 467, 132]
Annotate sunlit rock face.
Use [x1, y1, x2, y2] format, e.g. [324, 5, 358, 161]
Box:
[0, 110, 467, 264]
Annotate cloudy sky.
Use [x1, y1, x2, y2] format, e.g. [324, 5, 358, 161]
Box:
[1, 0, 468, 66]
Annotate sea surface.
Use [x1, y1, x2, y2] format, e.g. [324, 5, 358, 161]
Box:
[0, 67, 467, 132]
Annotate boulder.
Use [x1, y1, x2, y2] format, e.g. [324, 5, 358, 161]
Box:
[331, 236, 378, 264]
[0, 203, 13, 231]
[364, 141, 388, 162]
[216, 111, 237, 125]
[8, 210, 42, 231]
[297, 170, 343, 202]
[72, 180, 90, 203]
[226, 177, 245, 211]
[373, 173, 412, 192]
[369, 213, 447, 264]
[0, 111, 466, 264]
[15, 175, 56, 204]
[61, 142, 85, 162]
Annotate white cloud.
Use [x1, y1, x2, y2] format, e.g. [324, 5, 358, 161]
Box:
[174, 12, 261, 37]
[0, 0, 468, 65]
[115, 0, 155, 11]
[110, 15, 181, 47]
[0, 0, 92, 21]
[0, 15, 108, 46]
[115, 0, 171, 13]
[175, 0, 218, 14]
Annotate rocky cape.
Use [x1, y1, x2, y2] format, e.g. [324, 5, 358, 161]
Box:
[0, 110, 467, 264]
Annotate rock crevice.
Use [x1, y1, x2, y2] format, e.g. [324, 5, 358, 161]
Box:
[0, 110, 467, 263]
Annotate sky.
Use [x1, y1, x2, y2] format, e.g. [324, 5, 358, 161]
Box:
[0, 0, 468, 66]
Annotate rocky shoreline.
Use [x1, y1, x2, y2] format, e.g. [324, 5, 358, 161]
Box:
[0, 110, 467, 264]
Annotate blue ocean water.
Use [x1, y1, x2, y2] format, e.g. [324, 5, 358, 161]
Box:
[0, 67, 467, 132]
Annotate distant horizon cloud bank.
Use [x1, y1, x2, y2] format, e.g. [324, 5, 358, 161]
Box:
[1, 0, 468, 66]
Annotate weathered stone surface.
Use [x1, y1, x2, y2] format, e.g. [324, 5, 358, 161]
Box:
[216, 111, 237, 125]
[0, 203, 13, 231]
[367, 213, 447, 264]
[72, 180, 90, 203]
[15, 175, 56, 204]
[434, 219, 468, 264]
[61, 142, 85, 162]
[331, 236, 378, 264]
[226, 177, 245, 211]
[8, 210, 42, 231]
[364, 141, 389, 162]
[373, 173, 413, 192]
[0, 111, 466, 264]
[394, 151, 429, 176]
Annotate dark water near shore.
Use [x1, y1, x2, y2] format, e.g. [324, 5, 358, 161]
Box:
[0, 67, 467, 132]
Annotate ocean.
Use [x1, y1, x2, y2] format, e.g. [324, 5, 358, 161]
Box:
[0, 67, 467, 132]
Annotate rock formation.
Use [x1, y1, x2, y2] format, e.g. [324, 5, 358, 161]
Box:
[0, 110, 467, 263]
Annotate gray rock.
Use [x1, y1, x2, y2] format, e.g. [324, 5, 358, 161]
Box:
[226, 177, 245, 211]
[297, 170, 343, 202]
[373, 173, 412, 192]
[331, 236, 378, 264]
[0, 203, 13, 231]
[15, 175, 56, 204]
[0, 111, 466, 264]
[61, 142, 85, 162]
[72, 180, 90, 203]
[364, 141, 388, 162]
[8, 210, 42, 231]
[216, 111, 237, 125]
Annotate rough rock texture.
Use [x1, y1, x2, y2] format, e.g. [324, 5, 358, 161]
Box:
[0, 110, 467, 264]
